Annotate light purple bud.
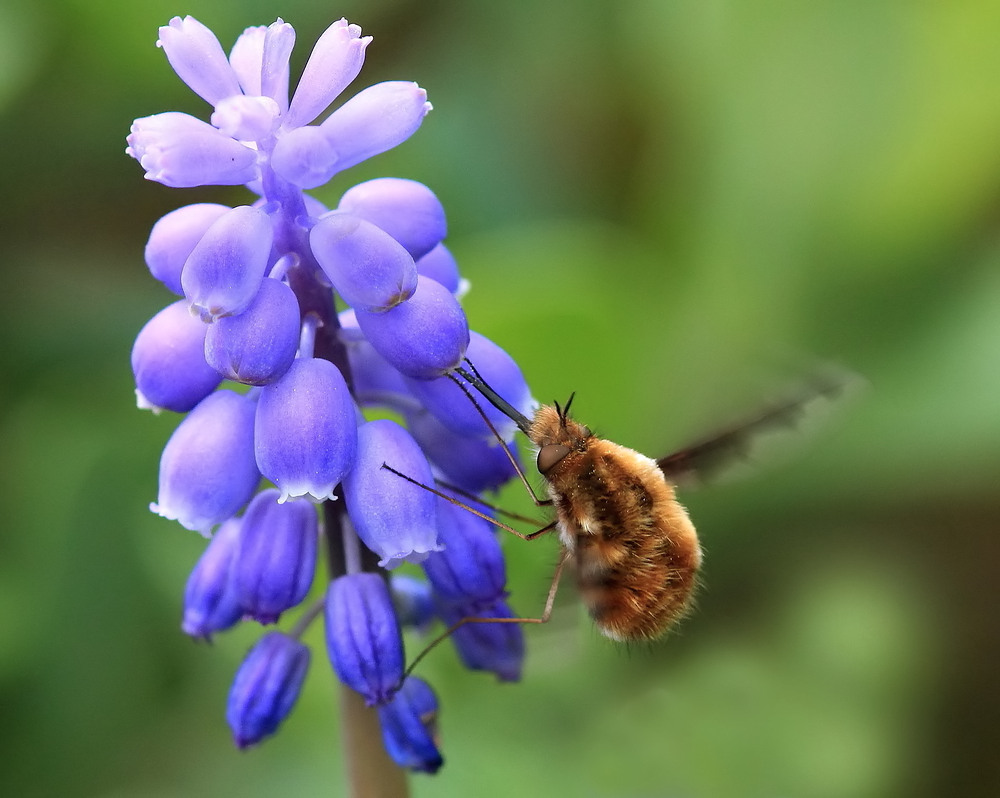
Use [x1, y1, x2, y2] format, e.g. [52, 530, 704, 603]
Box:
[440, 598, 524, 682]
[342, 321, 414, 409]
[261, 19, 295, 113]
[407, 410, 519, 494]
[310, 212, 417, 312]
[157, 16, 243, 106]
[205, 277, 300, 386]
[354, 276, 469, 380]
[182, 517, 244, 639]
[132, 300, 222, 413]
[422, 498, 506, 605]
[126, 112, 259, 188]
[337, 178, 445, 261]
[269, 124, 340, 190]
[233, 489, 317, 624]
[211, 95, 280, 142]
[229, 26, 266, 96]
[389, 575, 436, 631]
[181, 205, 274, 322]
[227, 631, 310, 749]
[254, 358, 357, 502]
[377, 677, 443, 773]
[415, 243, 461, 294]
[145, 203, 232, 295]
[151, 390, 260, 535]
[325, 573, 404, 705]
[284, 19, 371, 130]
[319, 81, 432, 174]
[342, 419, 441, 568]
[406, 330, 532, 439]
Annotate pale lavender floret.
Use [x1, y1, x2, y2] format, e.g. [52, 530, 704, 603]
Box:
[337, 178, 446, 261]
[325, 573, 404, 705]
[205, 277, 301, 386]
[340, 316, 415, 409]
[145, 203, 231, 295]
[422, 498, 506, 605]
[211, 95, 280, 141]
[132, 300, 222, 413]
[377, 677, 443, 773]
[229, 26, 267, 96]
[415, 243, 462, 294]
[354, 276, 469, 380]
[157, 16, 243, 106]
[342, 419, 442, 568]
[260, 19, 295, 112]
[406, 410, 519, 494]
[283, 18, 371, 130]
[310, 212, 417, 312]
[406, 330, 532, 440]
[270, 81, 431, 189]
[151, 390, 260, 536]
[126, 112, 259, 188]
[233, 489, 317, 624]
[439, 598, 523, 682]
[254, 357, 358, 502]
[182, 516, 244, 639]
[181, 205, 274, 322]
[227, 631, 310, 749]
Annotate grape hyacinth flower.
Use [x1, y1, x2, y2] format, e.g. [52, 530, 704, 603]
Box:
[126, 14, 536, 779]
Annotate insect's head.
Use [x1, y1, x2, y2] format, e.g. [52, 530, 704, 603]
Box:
[535, 394, 592, 475]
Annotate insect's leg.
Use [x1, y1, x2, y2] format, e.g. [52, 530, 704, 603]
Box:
[400, 550, 569, 683]
[450, 363, 552, 508]
[432, 478, 546, 526]
[380, 463, 557, 542]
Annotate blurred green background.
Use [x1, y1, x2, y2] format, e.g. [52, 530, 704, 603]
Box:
[2, 0, 999, 796]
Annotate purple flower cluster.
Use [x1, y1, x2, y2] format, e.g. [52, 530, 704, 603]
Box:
[127, 16, 535, 774]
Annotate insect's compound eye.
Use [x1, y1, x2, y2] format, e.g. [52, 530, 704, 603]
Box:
[537, 443, 571, 475]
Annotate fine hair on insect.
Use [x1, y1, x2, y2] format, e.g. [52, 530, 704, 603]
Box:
[385, 357, 853, 680]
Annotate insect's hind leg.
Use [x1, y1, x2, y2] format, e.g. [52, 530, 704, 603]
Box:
[400, 549, 569, 683]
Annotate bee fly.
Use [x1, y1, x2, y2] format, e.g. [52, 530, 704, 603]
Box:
[387, 360, 851, 671]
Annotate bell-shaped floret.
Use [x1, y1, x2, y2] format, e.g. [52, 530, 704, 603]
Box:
[145, 203, 231, 295]
[342, 419, 442, 568]
[205, 277, 300, 385]
[310, 212, 417, 312]
[376, 676, 443, 773]
[325, 573, 404, 706]
[260, 19, 295, 113]
[406, 330, 531, 439]
[354, 276, 469, 380]
[337, 178, 445, 261]
[182, 516, 244, 639]
[233, 489, 317, 624]
[181, 205, 274, 322]
[416, 243, 462, 294]
[226, 631, 310, 749]
[340, 315, 414, 410]
[283, 19, 371, 130]
[132, 300, 222, 413]
[254, 357, 357, 502]
[270, 81, 431, 189]
[229, 25, 266, 96]
[157, 16, 243, 106]
[389, 575, 436, 631]
[406, 410, 519, 494]
[422, 498, 506, 605]
[151, 390, 260, 535]
[439, 598, 524, 682]
[211, 95, 280, 142]
[126, 112, 259, 188]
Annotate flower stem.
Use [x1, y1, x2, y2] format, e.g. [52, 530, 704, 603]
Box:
[340, 684, 410, 798]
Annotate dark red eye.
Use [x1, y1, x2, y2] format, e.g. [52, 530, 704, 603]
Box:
[537, 443, 571, 474]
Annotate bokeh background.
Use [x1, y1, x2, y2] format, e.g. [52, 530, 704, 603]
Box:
[2, 1, 999, 796]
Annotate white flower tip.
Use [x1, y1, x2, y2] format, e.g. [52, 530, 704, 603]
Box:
[135, 389, 164, 414]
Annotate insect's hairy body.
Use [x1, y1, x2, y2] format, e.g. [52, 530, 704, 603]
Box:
[528, 405, 703, 641]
